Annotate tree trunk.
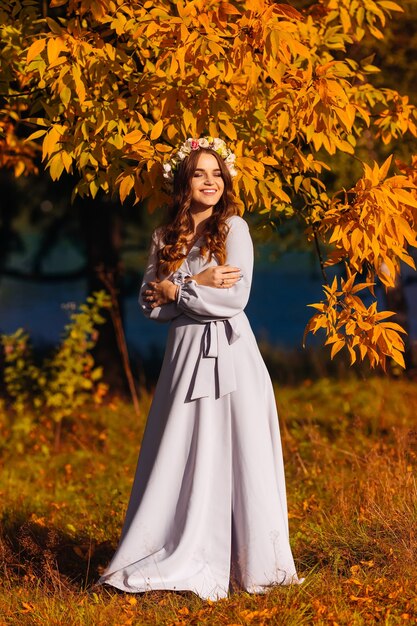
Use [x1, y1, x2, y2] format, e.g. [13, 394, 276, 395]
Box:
[79, 194, 127, 393]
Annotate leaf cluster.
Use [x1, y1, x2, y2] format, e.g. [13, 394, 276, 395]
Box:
[1, 0, 417, 369]
[304, 154, 417, 369]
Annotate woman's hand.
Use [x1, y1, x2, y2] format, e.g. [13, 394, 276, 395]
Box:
[143, 280, 178, 308]
[192, 265, 242, 289]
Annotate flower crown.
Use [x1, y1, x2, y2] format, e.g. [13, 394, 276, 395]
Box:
[162, 136, 238, 182]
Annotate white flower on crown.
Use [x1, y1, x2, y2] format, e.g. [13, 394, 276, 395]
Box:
[177, 150, 188, 160]
[162, 136, 238, 182]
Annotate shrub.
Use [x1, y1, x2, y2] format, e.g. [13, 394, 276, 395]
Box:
[1, 290, 111, 450]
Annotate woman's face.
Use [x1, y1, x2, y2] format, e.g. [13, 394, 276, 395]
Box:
[189, 152, 225, 211]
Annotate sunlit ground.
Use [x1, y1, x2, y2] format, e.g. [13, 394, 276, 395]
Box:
[1, 375, 417, 625]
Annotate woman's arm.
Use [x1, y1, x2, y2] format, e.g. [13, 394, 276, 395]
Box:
[176, 216, 253, 321]
[143, 265, 241, 309]
[138, 230, 181, 323]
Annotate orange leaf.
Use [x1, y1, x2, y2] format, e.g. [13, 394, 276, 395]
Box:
[390, 349, 405, 368]
[124, 130, 144, 144]
[27, 38, 46, 63]
[183, 109, 196, 134]
[150, 120, 163, 141]
[379, 1, 403, 11]
[379, 154, 393, 180]
[381, 322, 407, 334]
[137, 113, 149, 133]
[119, 175, 135, 203]
[155, 143, 172, 153]
[47, 36, 68, 64]
[261, 156, 279, 166]
[219, 120, 237, 141]
[347, 344, 357, 365]
[331, 340, 344, 359]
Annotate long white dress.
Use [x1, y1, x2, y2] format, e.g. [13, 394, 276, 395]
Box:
[98, 215, 302, 600]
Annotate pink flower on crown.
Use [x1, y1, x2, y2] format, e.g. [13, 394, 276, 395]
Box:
[163, 136, 237, 183]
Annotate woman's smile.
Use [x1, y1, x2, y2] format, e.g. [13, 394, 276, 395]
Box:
[190, 152, 225, 208]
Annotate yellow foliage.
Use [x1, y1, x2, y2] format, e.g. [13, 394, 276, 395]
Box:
[304, 265, 408, 371]
[316, 156, 417, 289]
[2, 0, 417, 369]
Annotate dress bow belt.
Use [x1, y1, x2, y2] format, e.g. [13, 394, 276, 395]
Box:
[189, 319, 240, 401]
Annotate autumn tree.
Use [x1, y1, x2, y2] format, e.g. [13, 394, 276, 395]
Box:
[1, 0, 417, 371]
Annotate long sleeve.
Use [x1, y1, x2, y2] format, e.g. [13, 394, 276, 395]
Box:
[176, 216, 253, 322]
[138, 229, 181, 323]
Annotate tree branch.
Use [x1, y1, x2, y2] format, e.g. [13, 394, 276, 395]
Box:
[96, 265, 140, 416]
[312, 223, 329, 285]
[0, 88, 43, 98]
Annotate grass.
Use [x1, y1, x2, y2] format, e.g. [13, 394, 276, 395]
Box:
[1, 375, 417, 624]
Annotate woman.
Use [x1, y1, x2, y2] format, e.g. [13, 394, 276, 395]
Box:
[98, 137, 303, 600]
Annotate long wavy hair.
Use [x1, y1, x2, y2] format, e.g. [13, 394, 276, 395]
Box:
[156, 148, 240, 277]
